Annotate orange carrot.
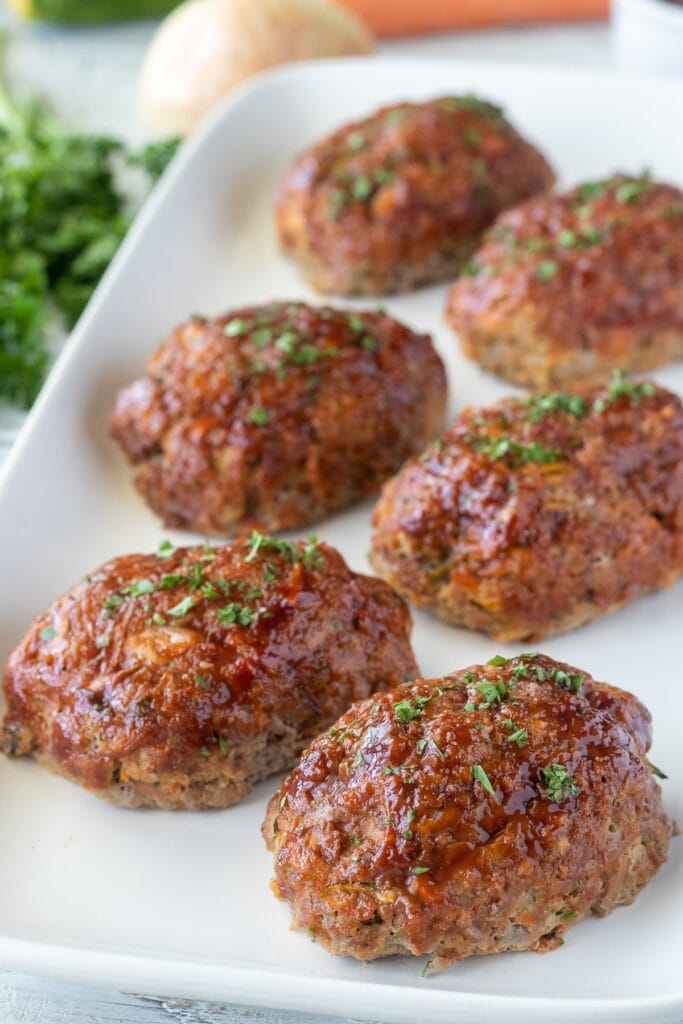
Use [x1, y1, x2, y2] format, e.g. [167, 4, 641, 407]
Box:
[336, 0, 608, 37]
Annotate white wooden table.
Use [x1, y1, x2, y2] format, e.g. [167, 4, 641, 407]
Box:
[0, 10, 610, 1022]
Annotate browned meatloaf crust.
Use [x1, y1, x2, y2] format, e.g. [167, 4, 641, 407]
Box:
[276, 95, 554, 295]
[1, 536, 417, 809]
[370, 377, 683, 642]
[263, 653, 672, 966]
[446, 173, 683, 388]
[111, 301, 447, 536]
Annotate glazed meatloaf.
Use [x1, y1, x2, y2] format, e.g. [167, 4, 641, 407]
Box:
[370, 377, 683, 641]
[276, 95, 554, 295]
[446, 173, 683, 388]
[111, 301, 446, 535]
[264, 653, 672, 966]
[0, 535, 417, 809]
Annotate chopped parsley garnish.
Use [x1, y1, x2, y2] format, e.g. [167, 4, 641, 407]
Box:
[541, 763, 577, 802]
[122, 579, 155, 597]
[463, 127, 480, 149]
[394, 695, 432, 724]
[470, 764, 495, 797]
[615, 179, 648, 204]
[159, 573, 186, 590]
[194, 674, 208, 688]
[386, 108, 408, 125]
[506, 726, 529, 748]
[561, 910, 577, 921]
[536, 260, 559, 282]
[167, 596, 196, 618]
[593, 371, 655, 412]
[219, 738, 228, 753]
[346, 131, 367, 151]
[352, 174, 373, 201]
[95, 634, 110, 648]
[548, 668, 584, 693]
[469, 435, 564, 466]
[224, 318, 248, 336]
[217, 602, 256, 627]
[472, 679, 507, 707]
[487, 655, 509, 666]
[39, 626, 56, 641]
[557, 229, 578, 248]
[156, 539, 176, 559]
[103, 594, 124, 612]
[435, 94, 503, 119]
[352, 750, 367, 768]
[328, 188, 350, 220]
[523, 392, 587, 422]
[243, 531, 324, 571]
[412, 865, 430, 875]
[249, 406, 270, 425]
[200, 746, 211, 757]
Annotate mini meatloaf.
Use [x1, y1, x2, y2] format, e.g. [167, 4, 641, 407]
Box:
[446, 173, 683, 388]
[276, 95, 554, 295]
[370, 377, 683, 641]
[264, 653, 672, 965]
[0, 535, 417, 810]
[111, 301, 447, 535]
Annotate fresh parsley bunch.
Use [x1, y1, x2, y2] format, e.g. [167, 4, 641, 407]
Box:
[0, 39, 179, 407]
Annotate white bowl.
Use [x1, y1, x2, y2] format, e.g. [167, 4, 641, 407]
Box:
[613, 0, 683, 73]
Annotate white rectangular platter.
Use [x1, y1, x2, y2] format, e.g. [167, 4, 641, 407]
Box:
[0, 57, 682, 1024]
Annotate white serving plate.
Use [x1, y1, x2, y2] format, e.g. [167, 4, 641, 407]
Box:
[0, 57, 682, 1024]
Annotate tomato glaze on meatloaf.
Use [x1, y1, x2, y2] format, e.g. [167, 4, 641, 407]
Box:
[264, 653, 672, 966]
[276, 95, 554, 295]
[446, 173, 683, 388]
[1, 535, 417, 809]
[370, 377, 683, 641]
[111, 301, 447, 535]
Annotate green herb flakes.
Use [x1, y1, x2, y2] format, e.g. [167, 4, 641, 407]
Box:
[469, 435, 564, 466]
[167, 596, 196, 618]
[394, 695, 431, 724]
[523, 392, 587, 422]
[541, 763, 577, 802]
[249, 406, 270, 425]
[217, 603, 256, 627]
[471, 764, 495, 797]
[593, 371, 655, 412]
[156, 539, 176, 559]
[224, 318, 248, 336]
[506, 727, 529, 748]
[346, 131, 367, 151]
[536, 260, 559, 282]
[39, 626, 56, 642]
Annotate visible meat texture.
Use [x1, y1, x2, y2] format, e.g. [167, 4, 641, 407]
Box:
[370, 379, 683, 641]
[111, 302, 447, 535]
[276, 95, 554, 295]
[264, 654, 672, 966]
[446, 174, 683, 388]
[1, 537, 417, 809]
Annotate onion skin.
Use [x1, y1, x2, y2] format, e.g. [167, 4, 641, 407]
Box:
[139, 0, 375, 137]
